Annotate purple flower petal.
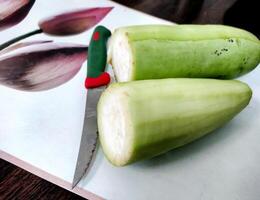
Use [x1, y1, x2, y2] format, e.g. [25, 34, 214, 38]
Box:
[0, 40, 52, 56]
[39, 7, 113, 36]
[0, 42, 87, 91]
[0, 0, 35, 31]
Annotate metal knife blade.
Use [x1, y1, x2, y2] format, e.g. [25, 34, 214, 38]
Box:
[72, 87, 104, 189]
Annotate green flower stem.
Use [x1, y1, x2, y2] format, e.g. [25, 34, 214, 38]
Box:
[0, 29, 43, 51]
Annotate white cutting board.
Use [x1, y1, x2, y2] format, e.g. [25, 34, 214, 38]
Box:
[0, 1, 259, 200]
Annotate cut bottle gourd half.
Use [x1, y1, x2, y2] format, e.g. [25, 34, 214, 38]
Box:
[98, 78, 252, 166]
[109, 25, 260, 82]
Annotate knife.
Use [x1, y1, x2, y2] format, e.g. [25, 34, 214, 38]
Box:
[72, 25, 111, 189]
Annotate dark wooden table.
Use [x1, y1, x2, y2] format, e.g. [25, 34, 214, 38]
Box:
[0, 1, 258, 200]
[0, 159, 84, 200]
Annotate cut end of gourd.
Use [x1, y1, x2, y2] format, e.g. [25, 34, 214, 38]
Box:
[110, 29, 133, 82]
[98, 85, 134, 166]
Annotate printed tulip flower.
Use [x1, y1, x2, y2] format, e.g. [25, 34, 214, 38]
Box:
[0, 7, 113, 50]
[39, 7, 113, 36]
[0, 40, 52, 56]
[0, 41, 88, 91]
[0, 0, 35, 31]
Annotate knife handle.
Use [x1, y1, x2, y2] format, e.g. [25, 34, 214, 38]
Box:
[85, 26, 111, 89]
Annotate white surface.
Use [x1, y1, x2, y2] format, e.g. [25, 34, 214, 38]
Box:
[82, 66, 260, 200]
[0, 0, 260, 200]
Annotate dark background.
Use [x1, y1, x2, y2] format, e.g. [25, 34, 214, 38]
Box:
[0, 0, 259, 200]
[116, 0, 259, 37]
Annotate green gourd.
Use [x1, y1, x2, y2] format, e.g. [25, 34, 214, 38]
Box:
[108, 25, 260, 82]
[98, 78, 252, 166]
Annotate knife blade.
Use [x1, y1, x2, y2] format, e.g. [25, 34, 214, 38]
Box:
[72, 25, 111, 189]
[72, 88, 103, 188]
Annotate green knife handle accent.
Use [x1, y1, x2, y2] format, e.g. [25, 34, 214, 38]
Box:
[85, 26, 111, 89]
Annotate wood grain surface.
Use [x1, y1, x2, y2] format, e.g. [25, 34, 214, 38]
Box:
[0, 0, 258, 200]
[0, 159, 84, 200]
